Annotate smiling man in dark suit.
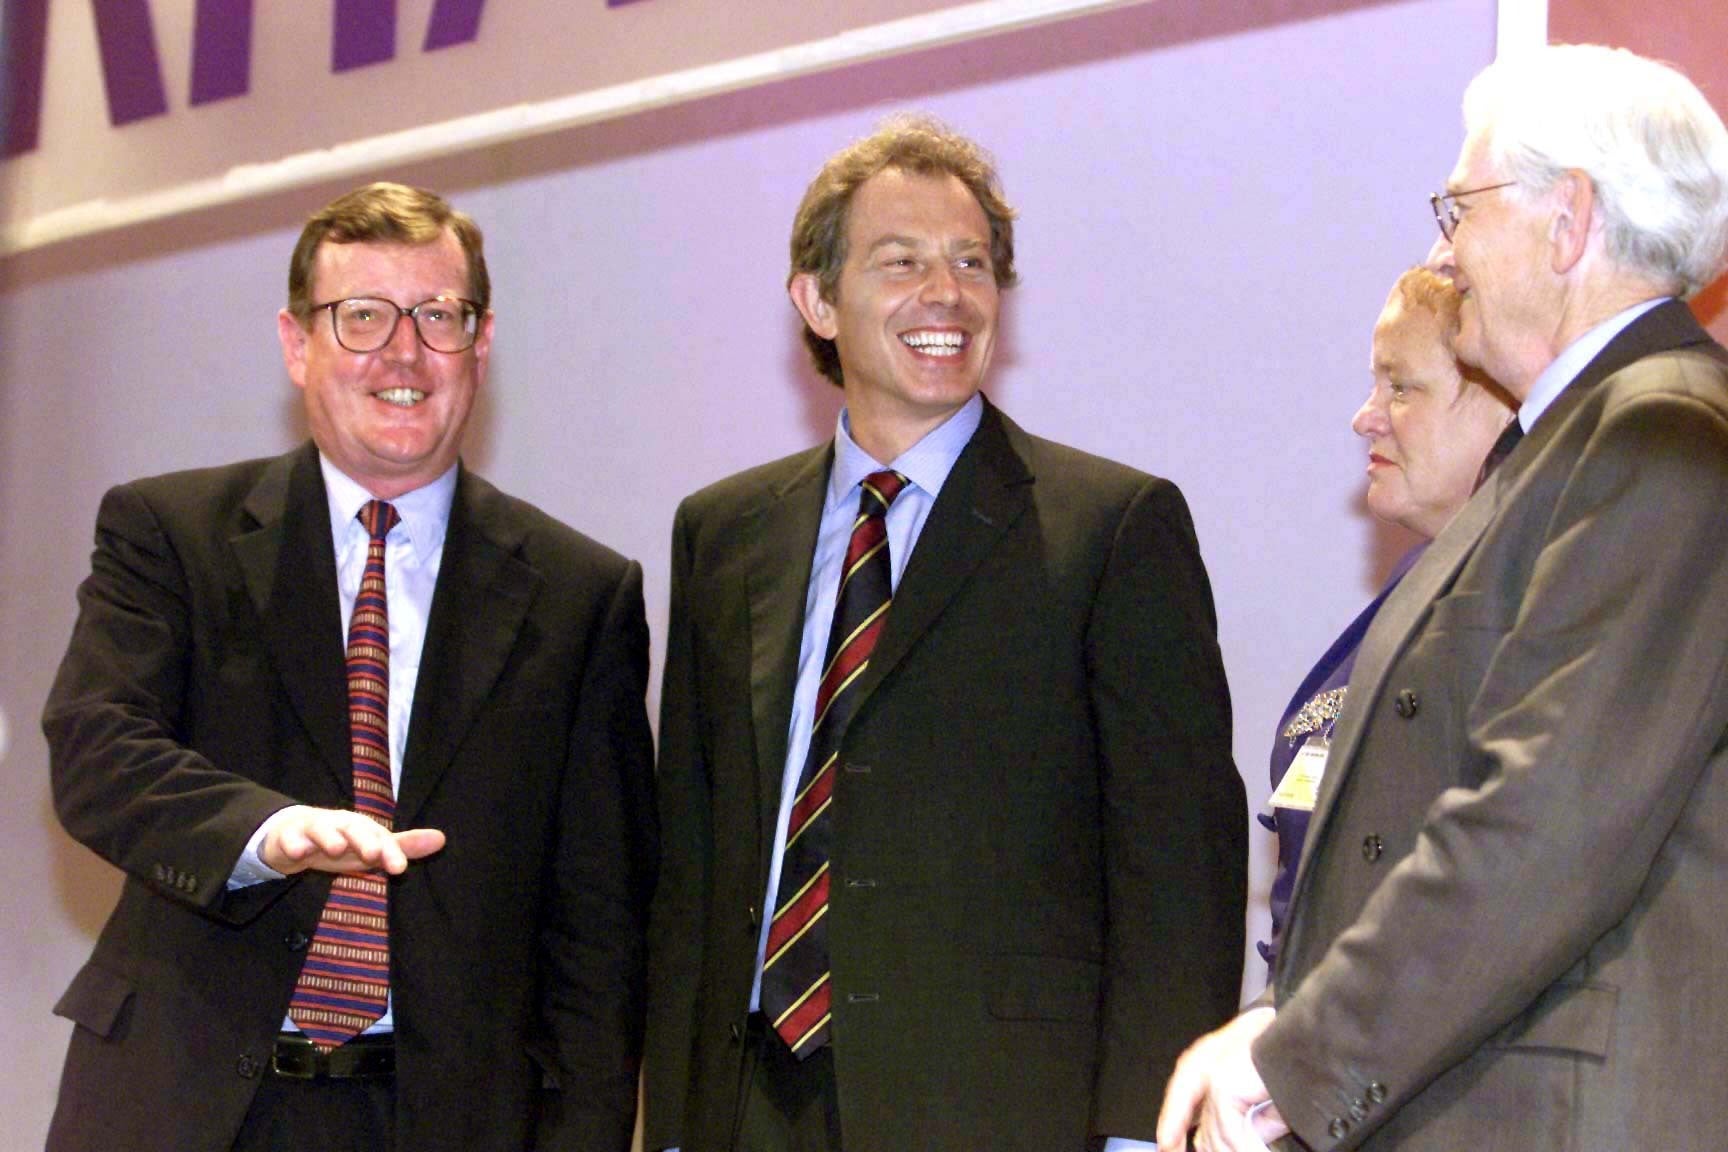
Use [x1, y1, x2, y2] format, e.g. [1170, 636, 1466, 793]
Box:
[1159, 45, 1728, 1152]
[43, 182, 656, 1151]
[644, 115, 1247, 1152]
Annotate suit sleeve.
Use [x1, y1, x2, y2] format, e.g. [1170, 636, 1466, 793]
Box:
[641, 502, 708, 1151]
[1087, 478, 1247, 1137]
[1254, 382, 1728, 1150]
[538, 557, 658, 1152]
[44, 482, 298, 920]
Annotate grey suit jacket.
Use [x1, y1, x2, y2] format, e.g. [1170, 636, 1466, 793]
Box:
[1255, 301, 1728, 1151]
[44, 443, 657, 1151]
[644, 399, 1246, 1152]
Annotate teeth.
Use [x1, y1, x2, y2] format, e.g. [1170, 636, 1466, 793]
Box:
[902, 331, 965, 355]
[376, 388, 425, 407]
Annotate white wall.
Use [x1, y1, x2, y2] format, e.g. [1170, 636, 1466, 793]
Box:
[0, 0, 1495, 1142]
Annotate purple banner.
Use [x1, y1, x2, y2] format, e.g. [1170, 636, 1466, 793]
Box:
[190, 0, 253, 105]
[3, 0, 50, 155]
[92, 0, 169, 126]
[424, 0, 484, 51]
[334, 0, 397, 72]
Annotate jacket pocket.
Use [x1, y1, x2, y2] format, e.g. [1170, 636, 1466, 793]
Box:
[53, 961, 135, 1039]
[986, 954, 1101, 1022]
[1490, 980, 1618, 1057]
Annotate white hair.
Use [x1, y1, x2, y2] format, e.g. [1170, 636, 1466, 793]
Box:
[1463, 44, 1728, 297]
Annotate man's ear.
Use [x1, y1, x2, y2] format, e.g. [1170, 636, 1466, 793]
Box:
[278, 309, 310, 390]
[1550, 169, 1596, 275]
[789, 273, 839, 340]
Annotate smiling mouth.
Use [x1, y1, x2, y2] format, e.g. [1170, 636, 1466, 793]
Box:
[375, 387, 426, 408]
[901, 330, 966, 357]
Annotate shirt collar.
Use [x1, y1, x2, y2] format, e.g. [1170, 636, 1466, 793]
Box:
[319, 455, 457, 563]
[830, 392, 984, 506]
[1519, 297, 1668, 432]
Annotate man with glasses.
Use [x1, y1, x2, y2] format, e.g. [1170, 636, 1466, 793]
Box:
[1159, 43, 1728, 1152]
[43, 182, 656, 1152]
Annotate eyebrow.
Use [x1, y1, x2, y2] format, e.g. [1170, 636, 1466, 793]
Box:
[866, 234, 918, 255]
[865, 234, 988, 254]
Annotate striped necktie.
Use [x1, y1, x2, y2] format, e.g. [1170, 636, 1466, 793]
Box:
[761, 469, 907, 1059]
[289, 499, 399, 1050]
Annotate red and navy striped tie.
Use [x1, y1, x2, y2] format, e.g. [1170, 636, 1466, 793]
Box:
[289, 499, 399, 1050]
[761, 469, 907, 1058]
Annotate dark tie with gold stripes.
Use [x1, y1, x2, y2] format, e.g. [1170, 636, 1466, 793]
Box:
[760, 469, 907, 1058]
[288, 499, 398, 1050]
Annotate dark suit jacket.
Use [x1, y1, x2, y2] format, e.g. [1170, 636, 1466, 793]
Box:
[43, 443, 657, 1152]
[644, 400, 1246, 1151]
[1256, 302, 1728, 1150]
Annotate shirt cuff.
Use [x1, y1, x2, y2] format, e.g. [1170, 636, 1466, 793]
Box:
[1102, 1139, 1157, 1151]
[225, 808, 292, 889]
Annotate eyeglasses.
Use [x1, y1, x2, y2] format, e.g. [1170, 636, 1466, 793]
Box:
[1429, 181, 1517, 241]
[309, 295, 483, 354]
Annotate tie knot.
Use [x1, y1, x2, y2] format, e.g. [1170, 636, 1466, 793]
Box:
[360, 500, 400, 541]
[860, 470, 908, 515]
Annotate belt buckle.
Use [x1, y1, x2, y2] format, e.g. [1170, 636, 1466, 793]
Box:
[269, 1035, 320, 1080]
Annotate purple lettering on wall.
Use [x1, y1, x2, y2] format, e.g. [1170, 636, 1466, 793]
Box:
[93, 0, 170, 125]
[334, 0, 396, 72]
[3, 0, 50, 155]
[190, 0, 252, 105]
[423, 0, 484, 51]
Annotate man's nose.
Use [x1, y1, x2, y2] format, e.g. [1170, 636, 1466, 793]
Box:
[1425, 235, 1456, 279]
[920, 263, 960, 306]
[380, 309, 424, 362]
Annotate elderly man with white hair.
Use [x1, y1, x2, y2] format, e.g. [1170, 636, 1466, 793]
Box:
[1159, 43, 1728, 1152]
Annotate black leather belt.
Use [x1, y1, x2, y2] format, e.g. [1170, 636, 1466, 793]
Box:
[270, 1032, 396, 1080]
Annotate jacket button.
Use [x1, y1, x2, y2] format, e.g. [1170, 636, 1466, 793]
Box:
[1394, 689, 1419, 718]
[1367, 1081, 1387, 1103]
[236, 1054, 261, 1079]
[285, 930, 310, 952]
[1362, 834, 1384, 862]
[729, 1022, 743, 1045]
[1329, 1118, 1350, 1139]
[1350, 1099, 1368, 1121]
[747, 905, 760, 931]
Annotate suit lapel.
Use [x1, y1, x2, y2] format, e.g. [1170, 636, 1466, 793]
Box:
[394, 467, 541, 827]
[231, 444, 352, 792]
[850, 401, 1031, 714]
[744, 447, 831, 855]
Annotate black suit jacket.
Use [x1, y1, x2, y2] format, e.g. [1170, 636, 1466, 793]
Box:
[644, 401, 1246, 1151]
[44, 443, 657, 1151]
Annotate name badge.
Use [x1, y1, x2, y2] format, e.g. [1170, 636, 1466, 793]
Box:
[1270, 737, 1329, 812]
